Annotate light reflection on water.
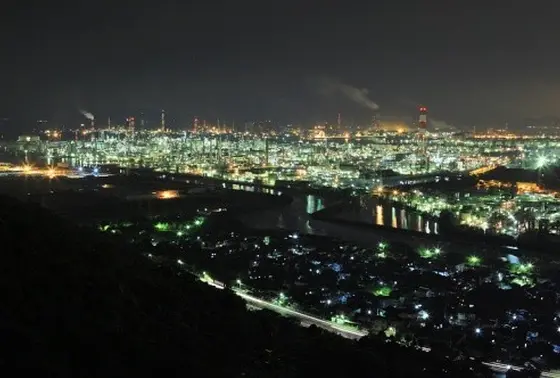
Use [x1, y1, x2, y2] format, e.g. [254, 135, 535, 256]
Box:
[353, 197, 440, 234]
[240, 194, 328, 235]
[375, 205, 383, 226]
[399, 209, 405, 229]
[335, 197, 438, 234]
[306, 195, 324, 214]
[240, 194, 438, 235]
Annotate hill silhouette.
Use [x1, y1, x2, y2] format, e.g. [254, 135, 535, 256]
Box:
[0, 196, 492, 377]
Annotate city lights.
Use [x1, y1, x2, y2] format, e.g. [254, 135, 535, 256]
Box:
[5, 112, 560, 375]
[536, 155, 548, 169]
[466, 255, 481, 266]
[156, 190, 179, 199]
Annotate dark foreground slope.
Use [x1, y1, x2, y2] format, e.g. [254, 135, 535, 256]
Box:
[0, 196, 489, 378]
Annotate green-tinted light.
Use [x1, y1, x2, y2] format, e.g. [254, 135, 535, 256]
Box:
[154, 222, 169, 232]
[467, 255, 481, 266]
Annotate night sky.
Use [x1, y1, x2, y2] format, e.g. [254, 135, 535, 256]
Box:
[1, 1, 559, 131]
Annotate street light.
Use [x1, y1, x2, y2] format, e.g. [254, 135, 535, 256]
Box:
[536, 155, 548, 169]
[467, 255, 481, 266]
[47, 167, 56, 178]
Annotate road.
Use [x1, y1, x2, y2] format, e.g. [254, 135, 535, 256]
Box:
[201, 277, 365, 339]
[235, 291, 367, 340]
[201, 272, 560, 376]
[482, 362, 522, 373]
[482, 362, 560, 377]
[236, 289, 560, 377]
[235, 289, 560, 376]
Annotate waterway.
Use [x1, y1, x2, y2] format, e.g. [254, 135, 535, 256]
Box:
[238, 193, 438, 236]
[0, 148, 440, 238]
[238, 194, 329, 235]
[334, 197, 439, 235]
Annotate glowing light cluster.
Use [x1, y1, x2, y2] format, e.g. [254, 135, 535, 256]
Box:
[156, 190, 179, 199]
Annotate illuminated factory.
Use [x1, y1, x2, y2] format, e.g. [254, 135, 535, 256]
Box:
[6, 104, 557, 192]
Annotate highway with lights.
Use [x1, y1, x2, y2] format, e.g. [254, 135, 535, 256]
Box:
[482, 362, 560, 377]
[199, 274, 366, 339]
[201, 275, 559, 377]
[235, 291, 367, 339]
[239, 287, 560, 376]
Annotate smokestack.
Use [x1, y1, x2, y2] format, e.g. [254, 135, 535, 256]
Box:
[419, 106, 428, 131]
[161, 109, 165, 131]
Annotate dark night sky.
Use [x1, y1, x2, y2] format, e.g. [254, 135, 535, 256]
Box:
[1, 0, 559, 130]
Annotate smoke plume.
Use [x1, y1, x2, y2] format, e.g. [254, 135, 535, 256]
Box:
[430, 118, 456, 131]
[80, 110, 95, 120]
[316, 77, 379, 111]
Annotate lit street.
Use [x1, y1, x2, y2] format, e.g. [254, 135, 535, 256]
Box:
[204, 276, 560, 376]
[234, 291, 367, 340]
[483, 362, 560, 377]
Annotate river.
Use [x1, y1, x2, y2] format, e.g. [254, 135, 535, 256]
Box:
[238, 193, 438, 236]
[237, 194, 329, 235]
[334, 196, 439, 235]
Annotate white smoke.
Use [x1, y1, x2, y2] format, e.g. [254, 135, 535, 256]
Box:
[316, 77, 379, 111]
[80, 110, 95, 121]
[430, 118, 456, 130]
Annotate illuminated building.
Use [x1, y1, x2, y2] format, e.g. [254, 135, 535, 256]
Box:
[127, 117, 135, 133]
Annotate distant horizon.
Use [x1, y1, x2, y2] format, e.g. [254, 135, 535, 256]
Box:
[4, 111, 560, 136]
[3, 2, 560, 134]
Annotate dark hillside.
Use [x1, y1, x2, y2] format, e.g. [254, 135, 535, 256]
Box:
[0, 196, 490, 377]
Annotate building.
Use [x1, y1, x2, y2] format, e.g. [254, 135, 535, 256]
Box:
[17, 135, 41, 143]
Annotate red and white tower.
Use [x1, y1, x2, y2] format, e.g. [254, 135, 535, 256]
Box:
[419, 106, 427, 130]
